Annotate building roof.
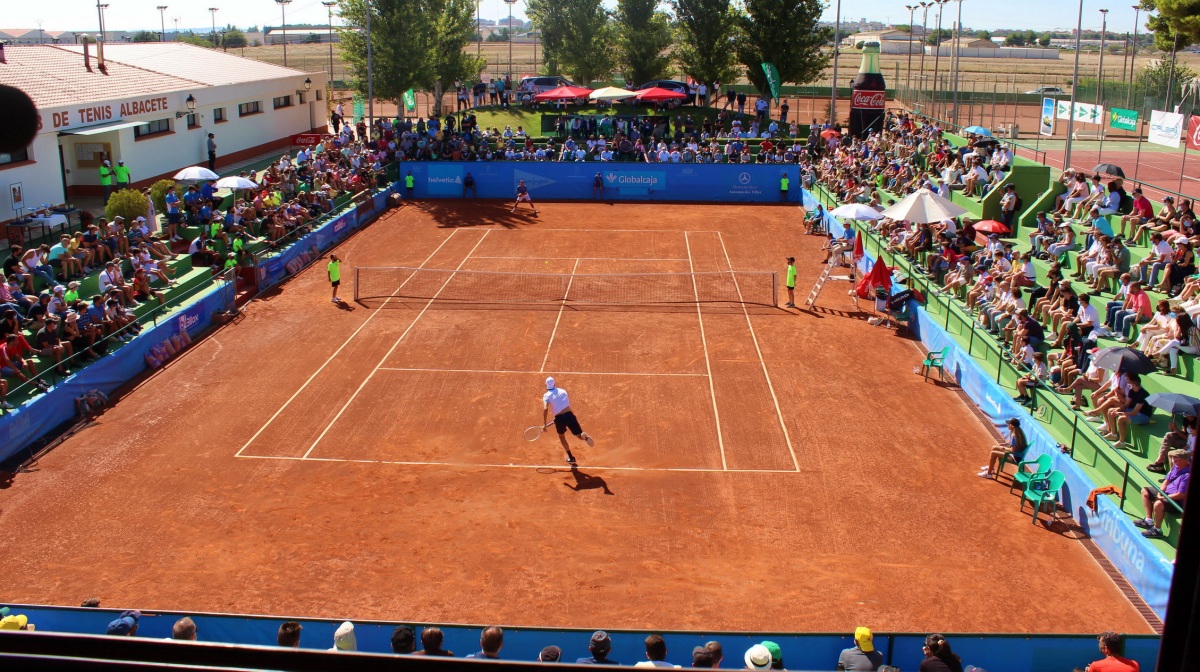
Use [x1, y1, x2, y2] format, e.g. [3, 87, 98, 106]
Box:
[54, 42, 311, 87]
[1, 43, 313, 110]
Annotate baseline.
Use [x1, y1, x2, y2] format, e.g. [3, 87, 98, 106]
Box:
[299, 230, 492, 459]
[377, 367, 706, 377]
[235, 228, 461, 458]
[237, 454, 797, 474]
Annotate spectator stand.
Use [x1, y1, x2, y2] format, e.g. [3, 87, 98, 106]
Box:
[0, 605, 1164, 672]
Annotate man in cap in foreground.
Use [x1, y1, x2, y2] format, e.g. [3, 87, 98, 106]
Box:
[836, 626, 883, 671]
[106, 610, 140, 636]
[577, 630, 619, 665]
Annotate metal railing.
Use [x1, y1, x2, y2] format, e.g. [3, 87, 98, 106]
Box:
[2, 268, 236, 413]
[811, 181, 1184, 525]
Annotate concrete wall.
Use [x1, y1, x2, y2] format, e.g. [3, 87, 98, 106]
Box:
[1, 132, 66, 216]
[927, 46, 1060, 59]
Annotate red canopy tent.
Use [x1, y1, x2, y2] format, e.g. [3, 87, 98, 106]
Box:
[533, 85, 594, 101]
[635, 86, 688, 102]
[856, 257, 893, 300]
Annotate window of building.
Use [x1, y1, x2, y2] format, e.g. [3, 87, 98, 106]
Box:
[214, 107, 226, 123]
[315, 89, 323, 100]
[133, 118, 171, 138]
[238, 101, 262, 116]
[298, 92, 306, 104]
[0, 148, 31, 167]
[186, 113, 198, 129]
[272, 95, 293, 109]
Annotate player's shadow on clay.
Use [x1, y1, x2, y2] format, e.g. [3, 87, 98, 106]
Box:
[564, 466, 614, 496]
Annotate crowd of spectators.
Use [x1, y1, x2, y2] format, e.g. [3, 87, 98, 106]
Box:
[806, 111, 1191, 539]
[0, 606, 1150, 672]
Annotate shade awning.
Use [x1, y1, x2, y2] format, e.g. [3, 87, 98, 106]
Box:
[59, 119, 146, 136]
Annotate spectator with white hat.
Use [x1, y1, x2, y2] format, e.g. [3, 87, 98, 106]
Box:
[328, 620, 357, 651]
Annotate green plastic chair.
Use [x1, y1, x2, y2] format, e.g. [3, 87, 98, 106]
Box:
[1003, 453, 1053, 493]
[1020, 470, 1067, 525]
[921, 347, 950, 382]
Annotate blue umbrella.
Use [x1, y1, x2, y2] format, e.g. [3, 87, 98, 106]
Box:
[1146, 392, 1200, 416]
[962, 125, 993, 137]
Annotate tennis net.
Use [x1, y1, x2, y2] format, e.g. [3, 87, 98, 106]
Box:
[354, 266, 777, 306]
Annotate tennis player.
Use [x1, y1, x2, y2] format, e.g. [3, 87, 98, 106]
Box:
[542, 376, 594, 464]
[512, 179, 539, 216]
[328, 254, 342, 303]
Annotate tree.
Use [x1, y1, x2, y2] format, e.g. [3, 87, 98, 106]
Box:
[105, 189, 148, 225]
[1038, 32, 1052, 47]
[977, 30, 991, 42]
[1140, 0, 1200, 53]
[486, 28, 513, 42]
[734, 0, 829, 96]
[1004, 32, 1027, 46]
[177, 32, 213, 48]
[925, 28, 950, 46]
[131, 31, 159, 43]
[615, 0, 672, 86]
[895, 24, 912, 33]
[224, 28, 247, 48]
[1138, 58, 1197, 98]
[672, 0, 740, 88]
[527, 0, 569, 75]
[552, 0, 614, 85]
[338, 0, 483, 116]
[1024, 29, 1038, 45]
[304, 32, 321, 43]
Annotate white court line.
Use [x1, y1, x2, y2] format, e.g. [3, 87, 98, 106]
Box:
[717, 232, 800, 473]
[684, 231, 728, 471]
[490, 228, 683, 233]
[377, 367, 706, 377]
[235, 229, 461, 458]
[471, 256, 689, 262]
[236, 453, 798, 474]
[541, 257, 580, 373]
[300, 230, 492, 459]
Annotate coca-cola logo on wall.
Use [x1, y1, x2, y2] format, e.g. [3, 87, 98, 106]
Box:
[851, 91, 886, 110]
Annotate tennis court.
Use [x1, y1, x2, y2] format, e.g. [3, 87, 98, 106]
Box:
[0, 201, 1156, 634]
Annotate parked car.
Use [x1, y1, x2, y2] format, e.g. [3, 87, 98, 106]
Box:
[632, 80, 694, 106]
[518, 76, 576, 94]
[1025, 86, 1067, 95]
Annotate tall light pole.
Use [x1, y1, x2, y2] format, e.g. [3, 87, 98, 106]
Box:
[208, 8, 219, 48]
[1097, 9, 1109, 109]
[156, 6, 168, 42]
[322, 1, 337, 80]
[951, 0, 963, 125]
[503, 0, 518, 80]
[918, 2, 931, 114]
[905, 4, 918, 91]
[476, 0, 482, 56]
[931, 0, 947, 121]
[172, 16, 180, 39]
[96, 2, 108, 42]
[366, 0, 373, 136]
[831, 0, 843, 123]
[276, 0, 292, 67]
[1063, 0, 1084, 173]
[1127, 4, 1140, 107]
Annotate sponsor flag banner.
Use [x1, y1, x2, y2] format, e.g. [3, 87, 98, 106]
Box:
[1109, 107, 1138, 131]
[1149, 110, 1185, 148]
[761, 63, 782, 102]
[1188, 115, 1200, 151]
[403, 89, 416, 112]
[1055, 100, 1104, 124]
[1040, 97, 1055, 136]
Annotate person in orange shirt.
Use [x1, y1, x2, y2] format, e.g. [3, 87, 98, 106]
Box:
[1086, 631, 1139, 672]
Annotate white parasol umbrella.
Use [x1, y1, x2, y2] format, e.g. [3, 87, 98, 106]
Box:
[590, 86, 637, 101]
[830, 203, 884, 220]
[174, 166, 220, 181]
[215, 176, 259, 190]
[880, 188, 969, 224]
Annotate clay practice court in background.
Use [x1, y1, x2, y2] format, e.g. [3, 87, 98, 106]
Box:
[0, 202, 1156, 635]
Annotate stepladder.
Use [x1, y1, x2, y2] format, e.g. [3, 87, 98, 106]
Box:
[803, 257, 839, 308]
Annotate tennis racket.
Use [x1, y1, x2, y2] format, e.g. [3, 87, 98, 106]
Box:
[524, 422, 554, 442]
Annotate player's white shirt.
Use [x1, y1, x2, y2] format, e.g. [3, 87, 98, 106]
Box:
[543, 387, 570, 415]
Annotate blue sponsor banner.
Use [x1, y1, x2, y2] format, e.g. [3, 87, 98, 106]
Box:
[401, 161, 802, 203]
[0, 286, 230, 463]
[0, 603, 1161, 670]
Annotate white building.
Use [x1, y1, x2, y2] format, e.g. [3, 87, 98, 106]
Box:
[0, 42, 327, 223]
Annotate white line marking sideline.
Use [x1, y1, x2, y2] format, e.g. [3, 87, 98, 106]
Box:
[684, 231, 728, 471]
[540, 257, 580, 373]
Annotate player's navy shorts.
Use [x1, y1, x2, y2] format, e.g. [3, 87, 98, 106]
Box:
[554, 411, 582, 436]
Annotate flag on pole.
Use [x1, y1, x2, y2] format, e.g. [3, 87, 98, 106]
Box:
[1188, 115, 1200, 151]
[761, 63, 782, 102]
[1108, 107, 1138, 131]
[403, 89, 416, 112]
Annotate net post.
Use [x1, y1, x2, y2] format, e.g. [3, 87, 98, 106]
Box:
[354, 266, 359, 302]
[772, 272, 778, 306]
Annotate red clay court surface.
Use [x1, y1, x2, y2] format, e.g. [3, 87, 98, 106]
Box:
[0, 202, 1155, 634]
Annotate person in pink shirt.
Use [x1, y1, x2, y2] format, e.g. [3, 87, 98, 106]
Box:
[1118, 188, 1154, 240]
[1113, 282, 1153, 342]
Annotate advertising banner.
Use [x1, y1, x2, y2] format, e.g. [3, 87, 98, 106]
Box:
[1149, 110, 1184, 148]
[1188, 114, 1200, 151]
[1055, 100, 1103, 124]
[1040, 97, 1055, 136]
[1108, 107, 1138, 131]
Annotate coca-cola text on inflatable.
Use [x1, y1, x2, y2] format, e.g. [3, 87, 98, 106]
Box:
[851, 90, 886, 110]
[292, 133, 331, 147]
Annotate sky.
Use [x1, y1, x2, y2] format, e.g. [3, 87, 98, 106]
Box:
[3, 1, 1150, 36]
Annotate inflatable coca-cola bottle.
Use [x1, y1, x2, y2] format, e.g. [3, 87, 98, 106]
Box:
[849, 43, 886, 139]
